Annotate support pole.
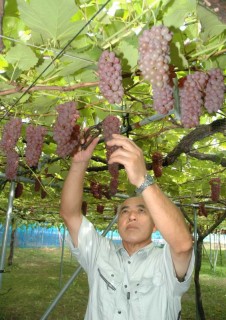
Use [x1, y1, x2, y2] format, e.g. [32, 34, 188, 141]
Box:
[0, 181, 15, 289]
[40, 214, 118, 320]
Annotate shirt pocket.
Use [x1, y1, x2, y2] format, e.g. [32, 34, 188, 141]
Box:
[95, 262, 123, 316]
[134, 271, 165, 295]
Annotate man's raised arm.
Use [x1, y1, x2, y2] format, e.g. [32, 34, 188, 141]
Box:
[60, 137, 99, 247]
[107, 134, 193, 280]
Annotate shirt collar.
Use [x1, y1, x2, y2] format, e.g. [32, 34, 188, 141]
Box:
[115, 241, 155, 256]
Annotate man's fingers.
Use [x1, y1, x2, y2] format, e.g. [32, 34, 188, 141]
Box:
[107, 134, 140, 152]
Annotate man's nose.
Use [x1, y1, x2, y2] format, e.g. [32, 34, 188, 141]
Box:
[128, 211, 137, 221]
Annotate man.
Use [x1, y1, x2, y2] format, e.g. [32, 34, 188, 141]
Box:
[60, 134, 194, 320]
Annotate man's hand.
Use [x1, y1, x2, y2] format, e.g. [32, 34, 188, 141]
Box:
[107, 134, 147, 187]
[71, 136, 99, 164]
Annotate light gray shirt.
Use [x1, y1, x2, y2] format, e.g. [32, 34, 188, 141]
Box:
[68, 216, 194, 320]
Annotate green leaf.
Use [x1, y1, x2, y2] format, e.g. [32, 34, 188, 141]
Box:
[163, 0, 196, 28]
[118, 35, 138, 70]
[5, 44, 38, 71]
[197, 5, 226, 41]
[17, 0, 84, 45]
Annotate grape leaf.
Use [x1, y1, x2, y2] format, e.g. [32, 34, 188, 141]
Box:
[163, 0, 196, 28]
[197, 5, 226, 41]
[17, 0, 84, 45]
[5, 44, 38, 71]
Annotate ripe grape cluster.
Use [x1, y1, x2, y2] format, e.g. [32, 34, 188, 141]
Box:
[0, 117, 22, 153]
[25, 125, 47, 167]
[179, 71, 208, 128]
[53, 102, 81, 158]
[82, 201, 87, 216]
[204, 68, 225, 113]
[97, 204, 104, 214]
[90, 181, 102, 199]
[152, 152, 163, 178]
[98, 50, 124, 104]
[209, 177, 221, 202]
[198, 203, 208, 217]
[0, 117, 22, 180]
[15, 182, 24, 198]
[5, 150, 19, 181]
[138, 25, 174, 114]
[102, 115, 121, 196]
[179, 68, 225, 128]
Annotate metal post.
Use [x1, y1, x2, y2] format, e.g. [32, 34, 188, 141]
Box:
[0, 181, 15, 289]
[193, 207, 199, 320]
[40, 214, 118, 320]
[59, 226, 66, 288]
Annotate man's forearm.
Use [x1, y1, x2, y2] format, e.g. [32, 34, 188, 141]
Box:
[142, 183, 193, 253]
[60, 161, 88, 219]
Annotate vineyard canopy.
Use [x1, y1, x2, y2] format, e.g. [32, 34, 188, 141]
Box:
[0, 0, 225, 230]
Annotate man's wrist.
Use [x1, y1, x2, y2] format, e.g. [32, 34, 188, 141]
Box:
[135, 173, 155, 195]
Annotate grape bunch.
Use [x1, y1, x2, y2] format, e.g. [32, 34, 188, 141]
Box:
[138, 25, 174, 114]
[152, 152, 163, 178]
[15, 182, 24, 198]
[204, 68, 225, 113]
[0, 117, 22, 152]
[198, 203, 208, 217]
[53, 102, 81, 158]
[5, 150, 19, 181]
[82, 201, 87, 216]
[97, 204, 104, 214]
[0, 117, 22, 180]
[90, 181, 102, 199]
[179, 71, 208, 128]
[209, 177, 221, 202]
[102, 115, 121, 196]
[98, 50, 124, 104]
[25, 125, 46, 167]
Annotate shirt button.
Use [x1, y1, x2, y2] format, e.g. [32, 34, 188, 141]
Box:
[124, 285, 127, 288]
[111, 274, 114, 277]
[118, 310, 121, 314]
[128, 261, 131, 264]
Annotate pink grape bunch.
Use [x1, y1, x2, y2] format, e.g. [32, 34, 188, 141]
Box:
[53, 102, 80, 158]
[209, 177, 221, 202]
[98, 50, 124, 104]
[204, 68, 225, 113]
[138, 25, 174, 114]
[102, 115, 121, 196]
[5, 150, 19, 181]
[25, 125, 47, 167]
[0, 117, 22, 180]
[179, 71, 208, 128]
[0, 117, 22, 153]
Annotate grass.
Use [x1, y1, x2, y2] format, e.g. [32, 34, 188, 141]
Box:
[0, 246, 225, 320]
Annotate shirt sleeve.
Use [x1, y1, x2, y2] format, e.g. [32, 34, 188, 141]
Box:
[163, 243, 195, 296]
[67, 216, 103, 273]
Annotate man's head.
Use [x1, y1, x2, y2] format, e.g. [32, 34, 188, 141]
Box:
[117, 196, 155, 252]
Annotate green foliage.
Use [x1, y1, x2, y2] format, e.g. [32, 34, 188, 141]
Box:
[0, 0, 225, 229]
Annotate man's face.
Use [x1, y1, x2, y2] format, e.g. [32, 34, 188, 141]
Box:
[117, 196, 155, 247]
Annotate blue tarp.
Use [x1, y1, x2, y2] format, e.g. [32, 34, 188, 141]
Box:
[0, 224, 164, 248]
